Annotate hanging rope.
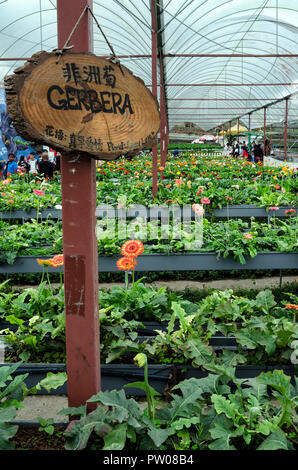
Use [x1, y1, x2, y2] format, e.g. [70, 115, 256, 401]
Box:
[54, 3, 124, 75]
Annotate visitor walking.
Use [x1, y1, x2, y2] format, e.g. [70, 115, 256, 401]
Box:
[2, 153, 18, 178]
[28, 153, 38, 174]
[254, 144, 263, 163]
[18, 155, 30, 173]
[37, 150, 54, 179]
[54, 151, 61, 172]
[234, 143, 240, 157]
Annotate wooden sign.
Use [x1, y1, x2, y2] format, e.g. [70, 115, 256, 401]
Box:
[4, 51, 160, 160]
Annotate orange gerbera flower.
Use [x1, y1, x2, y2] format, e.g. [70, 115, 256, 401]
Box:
[121, 240, 144, 258]
[285, 304, 298, 310]
[36, 258, 55, 267]
[51, 254, 64, 267]
[116, 257, 137, 271]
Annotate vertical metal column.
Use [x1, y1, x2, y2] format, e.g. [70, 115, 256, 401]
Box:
[57, 0, 101, 411]
[284, 98, 288, 162]
[151, 0, 158, 198]
[264, 107, 267, 157]
[159, 55, 168, 168]
[248, 113, 251, 153]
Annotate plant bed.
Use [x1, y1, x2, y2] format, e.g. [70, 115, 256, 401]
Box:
[137, 324, 238, 348]
[2, 362, 296, 397]
[0, 363, 173, 397]
[0, 251, 297, 273]
[179, 364, 297, 381]
[0, 209, 62, 220]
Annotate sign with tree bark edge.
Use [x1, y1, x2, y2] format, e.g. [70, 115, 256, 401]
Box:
[4, 51, 160, 160]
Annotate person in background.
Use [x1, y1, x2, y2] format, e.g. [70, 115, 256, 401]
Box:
[38, 150, 54, 179]
[36, 150, 43, 163]
[242, 142, 249, 159]
[28, 152, 38, 174]
[234, 142, 240, 157]
[18, 155, 30, 173]
[254, 143, 263, 164]
[54, 151, 61, 172]
[3, 153, 18, 178]
[173, 148, 179, 157]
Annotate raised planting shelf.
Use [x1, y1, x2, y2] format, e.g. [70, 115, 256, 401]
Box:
[1, 363, 296, 397]
[0, 209, 62, 220]
[0, 252, 296, 273]
[0, 205, 297, 220]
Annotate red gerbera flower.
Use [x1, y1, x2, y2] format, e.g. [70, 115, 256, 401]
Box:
[116, 257, 137, 271]
[121, 240, 144, 258]
[51, 254, 64, 267]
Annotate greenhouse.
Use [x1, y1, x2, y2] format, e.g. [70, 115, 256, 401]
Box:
[0, 0, 297, 455]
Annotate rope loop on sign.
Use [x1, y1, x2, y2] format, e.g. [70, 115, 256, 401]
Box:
[54, 3, 124, 75]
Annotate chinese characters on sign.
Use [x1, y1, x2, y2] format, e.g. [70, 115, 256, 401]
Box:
[62, 62, 116, 88]
[5, 51, 160, 160]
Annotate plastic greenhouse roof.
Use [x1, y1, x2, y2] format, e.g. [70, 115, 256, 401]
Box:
[0, 0, 298, 131]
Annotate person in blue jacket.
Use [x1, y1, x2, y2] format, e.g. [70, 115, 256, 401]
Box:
[3, 153, 18, 178]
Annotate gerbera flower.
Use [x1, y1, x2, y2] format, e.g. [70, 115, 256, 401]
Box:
[116, 257, 136, 271]
[121, 240, 144, 258]
[36, 258, 55, 267]
[201, 197, 211, 205]
[285, 209, 296, 216]
[192, 204, 204, 215]
[33, 189, 44, 196]
[285, 304, 298, 310]
[51, 254, 64, 267]
[243, 233, 253, 240]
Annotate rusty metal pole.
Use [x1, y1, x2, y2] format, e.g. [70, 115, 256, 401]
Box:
[264, 107, 267, 157]
[57, 0, 101, 411]
[159, 55, 168, 168]
[284, 98, 289, 162]
[151, 0, 158, 198]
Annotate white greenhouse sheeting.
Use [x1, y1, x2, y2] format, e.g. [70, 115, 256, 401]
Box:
[0, 0, 297, 130]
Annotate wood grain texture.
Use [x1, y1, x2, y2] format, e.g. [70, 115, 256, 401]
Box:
[4, 51, 160, 160]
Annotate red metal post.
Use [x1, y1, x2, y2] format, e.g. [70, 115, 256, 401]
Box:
[284, 98, 289, 162]
[159, 55, 168, 168]
[57, 0, 101, 410]
[264, 107, 267, 157]
[151, 0, 158, 198]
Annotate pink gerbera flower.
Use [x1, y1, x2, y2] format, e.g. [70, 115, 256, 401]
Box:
[33, 189, 44, 196]
[201, 197, 211, 205]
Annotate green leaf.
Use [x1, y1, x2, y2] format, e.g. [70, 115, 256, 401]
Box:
[254, 290, 276, 313]
[148, 426, 175, 447]
[209, 420, 244, 450]
[257, 429, 291, 450]
[184, 338, 213, 366]
[172, 416, 200, 431]
[87, 389, 142, 427]
[0, 407, 16, 423]
[211, 394, 236, 420]
[256, 369, 291, 395]
[0, 422, 18, 450]
[124, 381, 160, 397]
[168, 379, 203, 424]
[34, 372, 67, 393]
[103, 423, 127, 450]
